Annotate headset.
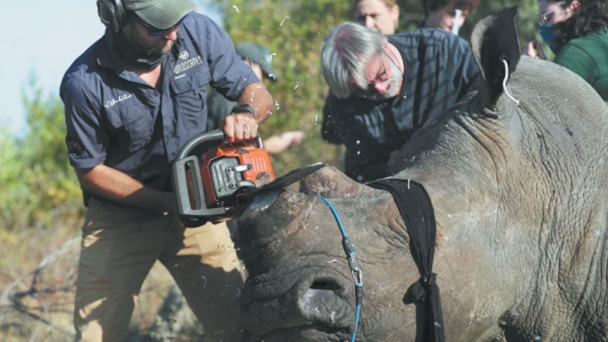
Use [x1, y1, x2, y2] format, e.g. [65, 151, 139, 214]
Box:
[96, 0, 126, 33]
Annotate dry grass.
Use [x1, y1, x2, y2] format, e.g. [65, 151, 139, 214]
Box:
[0, 221, 202, 342]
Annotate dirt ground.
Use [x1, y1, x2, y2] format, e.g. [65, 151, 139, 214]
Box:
[0, 227, 203, 342]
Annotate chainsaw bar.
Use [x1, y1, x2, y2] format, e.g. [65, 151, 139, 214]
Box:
[248, 162, 326, 197]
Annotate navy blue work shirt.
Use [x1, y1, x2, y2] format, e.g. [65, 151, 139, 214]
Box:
[60, 12, 257, 203]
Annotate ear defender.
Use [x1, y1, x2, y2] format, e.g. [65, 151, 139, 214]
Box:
[96, 0, 126, 33]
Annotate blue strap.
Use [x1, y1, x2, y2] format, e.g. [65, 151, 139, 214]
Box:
[318, 196, 362, 342]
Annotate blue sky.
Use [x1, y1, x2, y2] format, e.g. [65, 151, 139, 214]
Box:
[1, 0, 221, 137]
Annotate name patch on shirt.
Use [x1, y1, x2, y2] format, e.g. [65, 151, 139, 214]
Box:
[174, 55, 203, 75]
[104, 93, 133, 109]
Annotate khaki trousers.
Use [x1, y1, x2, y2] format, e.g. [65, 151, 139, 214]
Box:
[74, 198, 247, 342]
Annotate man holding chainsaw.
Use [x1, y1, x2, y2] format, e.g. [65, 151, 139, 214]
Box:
[320, 22, 479, 182]
[60, 0, 273, 341]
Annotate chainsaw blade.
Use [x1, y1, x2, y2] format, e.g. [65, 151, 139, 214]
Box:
[250, 162, 326, 197]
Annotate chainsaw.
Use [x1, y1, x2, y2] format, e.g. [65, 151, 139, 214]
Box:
[172, 130, 325, 227]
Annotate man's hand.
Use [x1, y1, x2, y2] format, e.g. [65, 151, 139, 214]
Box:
[263, 131, 305, 154]
[221, 80, 272, 143]
[222, 112, 258, 143]
[523, 40, 547, 60]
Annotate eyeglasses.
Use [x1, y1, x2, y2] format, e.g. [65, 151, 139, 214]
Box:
[354, 51, 394, 98]
[539, 2, 566, 24]
[134, 15, 186, 36]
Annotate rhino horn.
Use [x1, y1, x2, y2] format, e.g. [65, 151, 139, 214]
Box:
[471, 6, 521, 108]
[299, 164, 374, 199]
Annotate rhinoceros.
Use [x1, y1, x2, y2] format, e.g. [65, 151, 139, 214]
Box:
[234, 7, 608, 342]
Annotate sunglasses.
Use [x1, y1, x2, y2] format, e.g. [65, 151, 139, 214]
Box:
[134, 15, 186, 36]
[539, 2, 566, 24]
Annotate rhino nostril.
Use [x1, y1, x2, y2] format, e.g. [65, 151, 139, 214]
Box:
[301, 279, 351, 328]
[310, 280, 340, 290]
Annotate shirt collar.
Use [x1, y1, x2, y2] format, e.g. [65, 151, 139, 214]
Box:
[96, 28, 135, 79]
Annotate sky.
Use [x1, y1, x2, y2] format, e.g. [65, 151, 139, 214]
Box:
[0, 0, 221, 137]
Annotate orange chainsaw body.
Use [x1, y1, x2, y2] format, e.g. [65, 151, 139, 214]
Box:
[173, 130, 325, 227]
[187, 141, 275, 211]
[172, 130, 275, 226]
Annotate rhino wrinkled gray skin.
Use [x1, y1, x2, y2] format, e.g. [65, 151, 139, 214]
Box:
[235, 7, 608, 342]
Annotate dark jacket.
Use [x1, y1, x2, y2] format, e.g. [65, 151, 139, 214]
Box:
[322, 28, 479, 182]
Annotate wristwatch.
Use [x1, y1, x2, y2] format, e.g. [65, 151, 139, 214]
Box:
[230, 104, 256, 119]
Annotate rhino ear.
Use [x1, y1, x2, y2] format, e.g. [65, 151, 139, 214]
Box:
[470, 6, 521, 108]
[300, 165, 373, 199]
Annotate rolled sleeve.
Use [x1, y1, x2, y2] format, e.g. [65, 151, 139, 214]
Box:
[61, 75, 108, 169]
[204, 19, 259, 100]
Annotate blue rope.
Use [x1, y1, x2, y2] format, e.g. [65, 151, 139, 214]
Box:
[318, 196, 363, 342]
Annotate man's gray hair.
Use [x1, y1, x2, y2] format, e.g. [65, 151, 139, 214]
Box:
[321, 22, 388, 98]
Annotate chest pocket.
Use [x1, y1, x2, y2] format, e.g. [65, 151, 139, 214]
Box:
[171, 76, 207, 131]
[105, 100, 153, 153]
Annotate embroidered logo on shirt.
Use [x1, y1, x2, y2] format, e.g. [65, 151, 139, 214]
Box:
[68, 139, 83, 157]
[174, 55, 203, 74]
[179, 50, 190, 60]
[104, 93, 133, 109]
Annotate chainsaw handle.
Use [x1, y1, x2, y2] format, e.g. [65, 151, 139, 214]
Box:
[176, 130, 264, 161]
[173, 130, 228, 227]
[172, 155, 227, 226]
[176, 130, 225, 161]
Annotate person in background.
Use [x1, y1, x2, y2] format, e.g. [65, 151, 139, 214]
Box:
[420, 0, 480, 35]
[60, 0, 273, 341]
[320, 22, 479, 182]
[523, 0, 608, 100]
[207, 42, 304, 154]
[353, 0, 401, 34]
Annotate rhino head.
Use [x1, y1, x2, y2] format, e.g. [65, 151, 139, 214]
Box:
[236, 6, 608, 342]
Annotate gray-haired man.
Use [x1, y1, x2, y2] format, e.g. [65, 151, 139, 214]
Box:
[321, 22, 479, 182]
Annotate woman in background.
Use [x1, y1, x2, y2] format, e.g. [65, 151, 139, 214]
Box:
[353, 0, 400, 34]
[524, 0, 608, 100]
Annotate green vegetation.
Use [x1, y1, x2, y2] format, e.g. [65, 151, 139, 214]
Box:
[0, 78, 84, 232]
